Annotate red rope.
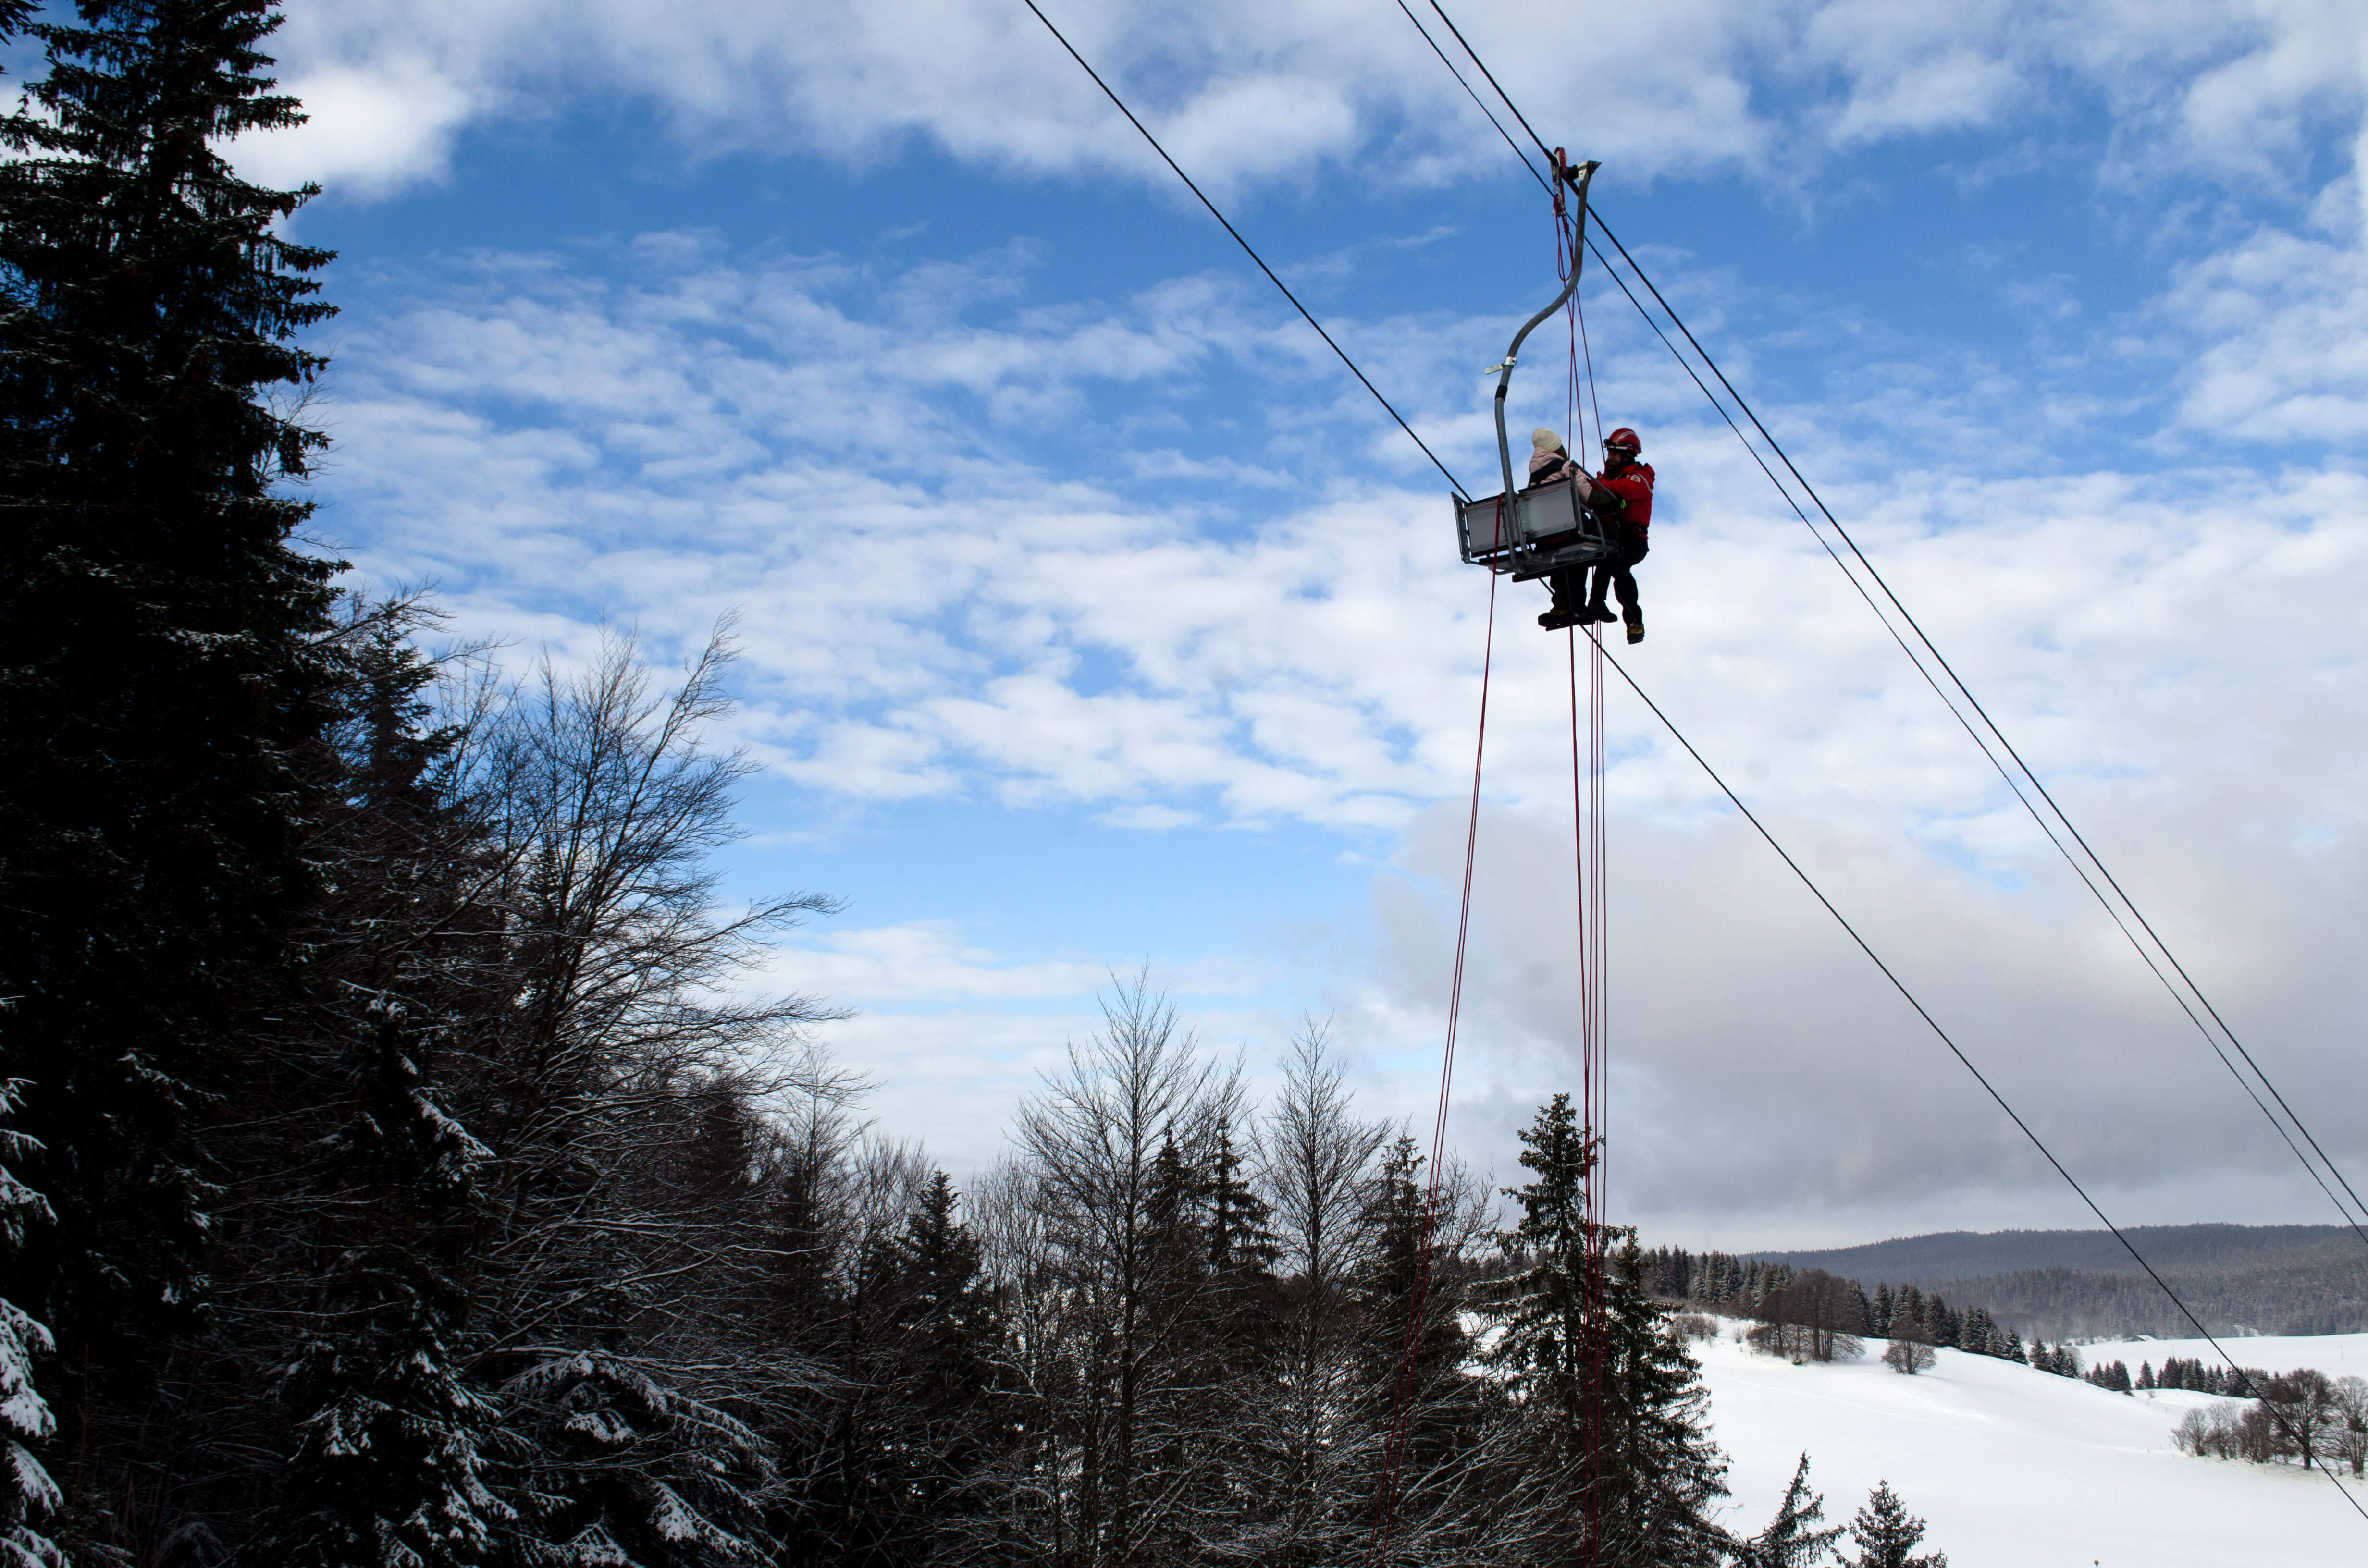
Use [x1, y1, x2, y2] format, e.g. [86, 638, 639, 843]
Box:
[1372, 158, 1607, 1567]
[1578, 295, 1605, 472]
[1588, 628, 1610, 1557]
[1549, 147, 1613, 1565]
[1367, 565, 1497, 1566]
[1569, 623, 1612, 1562]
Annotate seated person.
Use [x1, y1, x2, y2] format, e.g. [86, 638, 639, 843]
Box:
[1539, 426, 1655, 644]
[1526, 425, 1575, 487]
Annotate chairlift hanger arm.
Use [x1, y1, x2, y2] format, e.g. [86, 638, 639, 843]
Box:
[1492, 158, 1599, 502]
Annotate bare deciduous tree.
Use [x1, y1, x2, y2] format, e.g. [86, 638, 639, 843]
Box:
[1260, 1023, 1389, 1550]
[1750, 1270, 1865, 1364]
[1007, 970, 1232, 1564]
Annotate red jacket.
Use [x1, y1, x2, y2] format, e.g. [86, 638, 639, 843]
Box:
[1595, 460, 1654, 539]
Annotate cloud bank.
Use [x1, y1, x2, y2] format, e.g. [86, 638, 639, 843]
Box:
[311, 210, 2368, 1241]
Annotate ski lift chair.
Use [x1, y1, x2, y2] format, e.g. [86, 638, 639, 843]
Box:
[1454, 156, 1614, 588]
[1455, 475, 1616, 583]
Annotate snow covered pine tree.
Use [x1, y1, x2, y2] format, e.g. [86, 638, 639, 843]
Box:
[0, 1078, 62, 1568]
[0, 0, 340, 1548]
[1738, 1452, 1843, 1568]
[1842, 1479, 1947, 1568]
[1484, 1094, 1731, 1567]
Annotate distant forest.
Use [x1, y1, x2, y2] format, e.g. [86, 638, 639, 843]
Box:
[1646, 1250, 2037, 1364]
[1750, 1225, 2368, 1340]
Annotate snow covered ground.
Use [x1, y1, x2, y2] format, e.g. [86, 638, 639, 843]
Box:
[1690, 1326, 2368, 1566]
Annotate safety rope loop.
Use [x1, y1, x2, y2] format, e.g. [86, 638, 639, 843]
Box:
[1567, 626, 1602, 1560]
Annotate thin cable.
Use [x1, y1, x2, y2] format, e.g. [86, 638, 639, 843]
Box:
[1590, 216, 2368, 1243]
[1020, 0, 1472, 500]
[1560, 205, 1580, 460]
[1577, 294, 1604, 470]
[1569, 624, 1608, 1563]
[1412, 0, 2368, 1254]
[1422, 0, 1555, 170]
[1570, 243, 2368, 1241]
[1404, 0, 2368, 1503]
[1394, 0, 1548, 195]
[1572, 259, 1611, 1568]
[1369, 568, 1498, 1566]
[1591, 639, 2368, 1525]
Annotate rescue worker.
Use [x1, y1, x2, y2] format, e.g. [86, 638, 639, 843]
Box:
[1552, 426, 1653, 644]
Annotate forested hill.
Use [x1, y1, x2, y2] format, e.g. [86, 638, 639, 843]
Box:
[1749, 1225, 2368, 1339]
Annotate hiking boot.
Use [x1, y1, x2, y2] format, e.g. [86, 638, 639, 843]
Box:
[1624, 607, 1645, 645]
[1584, 601, 1618, 624]
[1539, 608, 1577, 630]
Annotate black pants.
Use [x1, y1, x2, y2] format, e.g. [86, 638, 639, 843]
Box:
[1549, 532, 1647, 615]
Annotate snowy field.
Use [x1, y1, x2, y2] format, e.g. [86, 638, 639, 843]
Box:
[1691, 1327, 2368, 1566]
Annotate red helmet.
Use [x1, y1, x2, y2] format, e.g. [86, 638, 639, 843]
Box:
[1604, 426, 1641, 453]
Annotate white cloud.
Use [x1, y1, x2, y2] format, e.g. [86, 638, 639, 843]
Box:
[324, 235, 2368, 835]
[761, 919, 1114, 1004]
[255, 0, 2368, 1242]
[2169, 210, 2368, 441]
[236, 59, 478, 196]
[309, 225, 2368, 1239]
[227, 0, 2366, 207]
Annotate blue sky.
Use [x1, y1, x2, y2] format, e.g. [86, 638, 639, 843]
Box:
[235, 0, 2368, 1248]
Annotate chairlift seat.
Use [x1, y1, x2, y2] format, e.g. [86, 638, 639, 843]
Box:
[1455, 477, 1616, 581]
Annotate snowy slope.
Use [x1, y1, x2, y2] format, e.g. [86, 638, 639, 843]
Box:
[1691, 1327, 2367, 1566]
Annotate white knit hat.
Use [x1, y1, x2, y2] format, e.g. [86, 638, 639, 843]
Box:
[1531, 426, 1563, 451]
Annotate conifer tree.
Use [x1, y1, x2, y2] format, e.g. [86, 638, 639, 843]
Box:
[1359, 1135, 1468, 1389]
[499, 1351, 777, 1564]
[1923, 1294, 1956, 1349]
[267, 999, 506, 1568]
[1204, 1114, 1282, 1397]
[1206, 1117, 1278, 1276]
[1356, 1130, 1483, 1515]
[1484, 1097, 1729, 1566]
[0, 1076, 62, 1568]
[1592, 1236, 1731, 1566]
[1487, 1094, 1597, 1424]
[0, 58, 47, 1562]
[1842, 1479, 1946, 1568]
[0, 0, 340, 1499]
[882, 1171, 1002, 1543]
[1741, 1452, 1843, 1567]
